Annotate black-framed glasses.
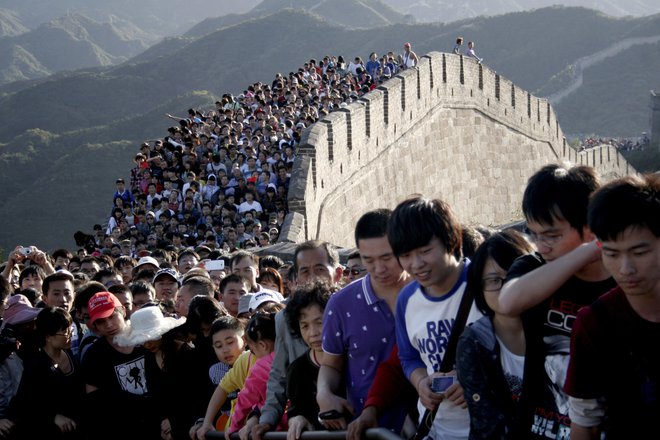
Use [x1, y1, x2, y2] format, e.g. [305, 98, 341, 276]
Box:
[482, 277, 505, 292]
[54, 328, 73, 337]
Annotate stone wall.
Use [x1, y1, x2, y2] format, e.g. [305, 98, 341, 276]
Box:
[283, 52, 635, 248]
[651, 90, 660, 149]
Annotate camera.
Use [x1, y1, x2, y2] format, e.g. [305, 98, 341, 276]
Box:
[18, 247, 32, 257]
[431, 376, 455, 393]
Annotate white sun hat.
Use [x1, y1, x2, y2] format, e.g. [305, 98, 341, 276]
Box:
[114, 306, 186, 347]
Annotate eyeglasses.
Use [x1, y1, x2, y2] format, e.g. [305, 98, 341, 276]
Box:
[523, 227, 563, 247]
[54, 329, 73, 337]
[482, 277, 505, 292]
[344, 267, 367, 277]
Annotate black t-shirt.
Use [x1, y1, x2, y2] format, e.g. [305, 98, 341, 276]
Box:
[286, 350, 324, 430]
[506, 253, 617, 439]
[81, 338, 159, 438]
[82, 337, 149, 396]
[565, 287, 660, 438]
[11, 349, 83, 436]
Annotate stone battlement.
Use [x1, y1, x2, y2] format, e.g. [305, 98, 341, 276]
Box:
[283, 52, 635, 247]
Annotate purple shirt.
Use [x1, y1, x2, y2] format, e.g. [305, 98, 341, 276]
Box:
[322, 274, 396, 413]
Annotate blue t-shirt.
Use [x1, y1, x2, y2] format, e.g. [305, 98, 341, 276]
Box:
[322, 275, 396, 413]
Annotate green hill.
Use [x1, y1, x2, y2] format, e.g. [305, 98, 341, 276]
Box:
[382, 0, 660, 23]
[185, 0, 413, 37]
[0, 8, 28, 37]
[0, 0, 259, 37]
[0, 13, 150, 85]
[552, 40, 660, 136]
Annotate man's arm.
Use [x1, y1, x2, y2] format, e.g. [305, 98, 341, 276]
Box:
[0, 248, 20, 282]
[498, 242, 601, 316]
[570, 423, 600, 440]
[316, 353, 353, 430]
[568, 397, 604, 440]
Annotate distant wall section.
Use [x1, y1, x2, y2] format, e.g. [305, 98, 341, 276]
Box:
[651, 90, 660, 150]
[285, 52, 635, 248]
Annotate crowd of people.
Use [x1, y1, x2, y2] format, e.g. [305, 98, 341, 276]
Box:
[1, 41, 658, 440]
[76, 43, 421, 262]
[575, 134, 650, 152]
[1, 162, 658, 440]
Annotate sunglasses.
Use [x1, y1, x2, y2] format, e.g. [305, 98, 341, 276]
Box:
[344, 267, 367, 276]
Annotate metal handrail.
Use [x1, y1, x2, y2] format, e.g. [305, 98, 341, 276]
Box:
[205, 428, 403, 440]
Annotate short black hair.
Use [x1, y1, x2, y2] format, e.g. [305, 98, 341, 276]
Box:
[588, 173, 660, 241]
[231, 250, 259, 271]
[388, 196, 462, 258]
[114, 256, 136, 269]
[92, 268, 120, 283]
[74, 281, 107, 311]
[42, 270, 74, 296]
[219, 274, 248, 294]
[259, 255, 284, 271]
[210, 315, 245, 337]
[52, 248, 73, 261]
[35, 307, 72, 347]
[19, 266, 46, 289]
[522, 164, 600, 234]
[347, 250, 361, 261]
[187, 296, 227, 334]
[460, 224, 492, 260]
[181, 276, 214, 297]
[177, 249, 200, 263]
[129, 280, 155, 299]
[285, 280, 337, 337]
[354, 209, 391, 247]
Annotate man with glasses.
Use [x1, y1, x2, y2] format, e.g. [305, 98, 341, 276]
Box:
[499, 164, 616, 439]
[344, 251, 367, 284]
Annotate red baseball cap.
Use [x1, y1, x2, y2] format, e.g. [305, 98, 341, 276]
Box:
[88, 292, 122, 326]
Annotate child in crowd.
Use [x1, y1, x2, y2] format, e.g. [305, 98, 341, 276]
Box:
[227, 312, 281, 439]
[194, 316, 255, 440]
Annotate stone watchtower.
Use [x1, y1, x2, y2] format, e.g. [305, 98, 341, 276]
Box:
[651, 90, 660, 149]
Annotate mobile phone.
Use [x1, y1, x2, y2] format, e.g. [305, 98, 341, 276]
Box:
[431, 376, 455, 393]
[205, 260, 225, 271]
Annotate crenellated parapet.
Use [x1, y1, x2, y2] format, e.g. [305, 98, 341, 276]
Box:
[282, 52, 636, 247]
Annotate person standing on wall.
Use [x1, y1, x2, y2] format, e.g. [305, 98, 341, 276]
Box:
[466, 41, 483, 64]
[401, 42, 419, 69]
[453, 38, 463, 55]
